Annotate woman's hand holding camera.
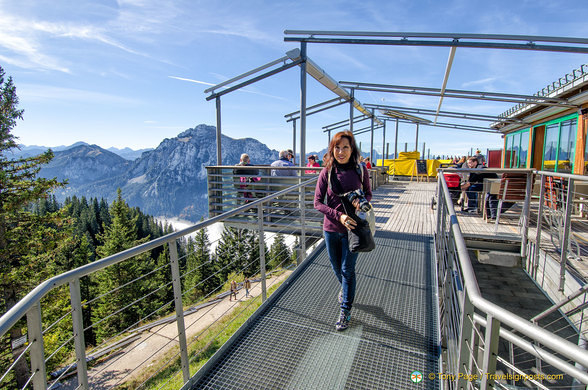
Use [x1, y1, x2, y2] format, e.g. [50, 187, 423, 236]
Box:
[340, 214, 356, 230]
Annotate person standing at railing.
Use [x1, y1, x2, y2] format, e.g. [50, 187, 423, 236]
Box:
[314, 130, 372, 331]
[233, 153, 260, 203]
[475, 149, 486, 166]
[364, 157, 372, 169]
[306, 155, 320, 174]
[271, 149, 297, 176]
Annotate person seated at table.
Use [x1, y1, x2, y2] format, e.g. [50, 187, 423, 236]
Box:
[461, 157, 496, 213]
[485, 194, 514, 220]
[454, 156, 467, 168]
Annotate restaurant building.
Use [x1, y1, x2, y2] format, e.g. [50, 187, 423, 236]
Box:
[494, 64, 588, 174]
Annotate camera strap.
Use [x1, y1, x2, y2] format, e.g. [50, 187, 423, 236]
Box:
[327, 165, 365, 217]
[327, 164, 364, 196]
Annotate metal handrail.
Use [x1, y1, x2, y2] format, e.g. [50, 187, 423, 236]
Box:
[0, 176, 318, 340]
[438, 173, 588, 374]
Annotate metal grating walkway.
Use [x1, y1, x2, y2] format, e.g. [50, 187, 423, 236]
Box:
[188, 195, 442, 390]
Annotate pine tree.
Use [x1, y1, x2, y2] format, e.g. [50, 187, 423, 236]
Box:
[91, 189, 153, 342]
[268, 233, 291, 270]
[244, 230, 264, 277]
[185, 226, 215, 301]
[0, 65, 69, 388]
[215, 226, 238, 286]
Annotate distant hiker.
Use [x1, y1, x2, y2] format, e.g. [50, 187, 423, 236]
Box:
[244, 277, 251, 297]
[230, 280, 238, 301]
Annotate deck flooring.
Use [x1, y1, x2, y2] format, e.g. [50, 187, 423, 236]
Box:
[186, 180, 583, 389]
[187, 181, 442, 389]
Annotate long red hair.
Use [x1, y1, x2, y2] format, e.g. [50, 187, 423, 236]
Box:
[323, 130, 360, 171]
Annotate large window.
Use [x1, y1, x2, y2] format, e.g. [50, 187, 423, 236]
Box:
[505, 129, 529, 168]
[520, 131, 529, 167]
[541, 115, 577, 173]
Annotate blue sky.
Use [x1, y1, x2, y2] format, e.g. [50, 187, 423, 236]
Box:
[1, 0, 587, 158]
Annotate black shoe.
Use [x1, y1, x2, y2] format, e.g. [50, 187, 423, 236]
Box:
[335, 309, 351, 331]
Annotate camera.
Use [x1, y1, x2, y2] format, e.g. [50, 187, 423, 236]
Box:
[345, 189, 372, 212]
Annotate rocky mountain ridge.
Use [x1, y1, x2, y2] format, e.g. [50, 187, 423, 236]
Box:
[12, 142, 152, 161]
[38, 124, 279, 222]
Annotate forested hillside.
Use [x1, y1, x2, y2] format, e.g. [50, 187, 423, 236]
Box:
[0, 65, 294, 388]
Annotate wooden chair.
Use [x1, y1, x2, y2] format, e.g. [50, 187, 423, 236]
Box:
[494, 172, 532, 231]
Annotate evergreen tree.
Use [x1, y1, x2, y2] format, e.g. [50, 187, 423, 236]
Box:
[268, 233, 291, 270]
[91, 189, 154, 342]
[244, 230, 264, 277]
[215, 225, 238, 285]
[215, 226, 259, 282]
[290, 236, 299, 266]
[185, 226, 215, 300]
[0, 65, 69, 388]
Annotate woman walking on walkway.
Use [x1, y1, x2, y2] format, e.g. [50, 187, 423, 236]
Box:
[314, 130, 372, 330]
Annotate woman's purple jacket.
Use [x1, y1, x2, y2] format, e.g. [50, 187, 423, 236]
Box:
[314, 164, 372, 233]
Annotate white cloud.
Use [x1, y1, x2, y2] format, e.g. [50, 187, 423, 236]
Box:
[170, 75, 289, 101]
[168, 76, 215, 86]
[18, 84, 140, 105]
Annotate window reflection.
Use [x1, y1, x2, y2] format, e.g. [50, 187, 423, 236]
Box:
[558, 119, 575, 173]
[519, 131, 529, 168]
[543, 123, 559, 172]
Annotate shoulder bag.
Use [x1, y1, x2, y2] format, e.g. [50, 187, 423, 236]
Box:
[329, 166, 375, 253]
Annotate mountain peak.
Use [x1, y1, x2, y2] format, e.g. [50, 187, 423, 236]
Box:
[177, 124, 216, 139]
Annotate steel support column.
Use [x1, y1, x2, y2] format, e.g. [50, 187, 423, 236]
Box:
[381, 121, 386, 167]
[300, 42, 307, 168]
[216, 97, 222, 165]
[292, 119, 297, 163]
[349, 89, 354, 132]
[395, 118, 399, 159]
[370, 108, 375, 164]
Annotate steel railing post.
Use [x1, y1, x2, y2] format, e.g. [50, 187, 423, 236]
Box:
[299, 182, 306, 263]
[168, 240, 190, 383]
[69, 278, 88, 389]
[468, 322, 481, 382]
[559, 178, 574, 291]
[456, 293, 475, 389]
[436, 174, 443, 253]
[26, 302, 47, 390]
[534, 174, 546, 279]
[520, 171, 533, 257]
[258, 203, 267, 301]
[480, 315, 501, 389]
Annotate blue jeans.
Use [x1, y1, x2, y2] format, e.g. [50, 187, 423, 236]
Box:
[324, 231, 359, 311]
[466, 183, 483, 209]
